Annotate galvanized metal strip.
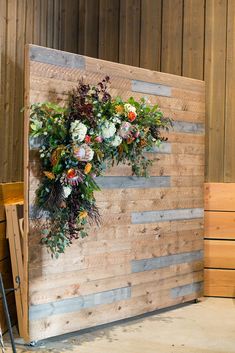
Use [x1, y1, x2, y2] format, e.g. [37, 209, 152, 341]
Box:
[131, 250, 203, 273]
[29, 286, 131, 321]
[171, 281, 203, 298]
[29, 45, 85, 69]
[131, 80, 172, 97]
[131, 208, 204, 224]
[96, 176, 170, 189]
[173, 121, 205, 134]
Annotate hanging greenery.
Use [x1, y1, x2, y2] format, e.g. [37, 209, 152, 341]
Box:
[30, 76, 172, 257]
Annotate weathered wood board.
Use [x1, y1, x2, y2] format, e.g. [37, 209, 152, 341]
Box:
[204, 183, 235, 297]
[24, 45, 205, 341]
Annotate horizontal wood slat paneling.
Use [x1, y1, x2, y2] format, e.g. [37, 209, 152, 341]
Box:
[24, 45, 205, 341]
[0, 0, 235, 182]
[204, 183, 235, 298]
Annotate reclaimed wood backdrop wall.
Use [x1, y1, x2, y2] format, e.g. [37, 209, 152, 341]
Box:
[24, 44, 205, 341]
[0, 0, 234, 183]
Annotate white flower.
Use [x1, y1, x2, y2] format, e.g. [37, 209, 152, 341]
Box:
[74, 144, 94, 161]
[124, 103, 136, 114]
[111, 135, 122, 147]
[63, 185, 72, 198]
[112, 116, 121, 124]
[101, 121, 116, 139]
[70, 121, 87, 142]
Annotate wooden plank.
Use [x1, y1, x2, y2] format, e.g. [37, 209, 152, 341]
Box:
[204, 240, 235, 269]
[83, 0, 99, 57]
[204, 211, 235, 240]
[204, 0, 227, 181]
[183, 0, 205, 80]
[119, 0, 141, 66]
[131, 80, 171, 97]
[204, 183, 235, 211]
[0, 0, 7, 183]
[29, 45, 85, 69]
[29, 261, 203, 305]
[96, 176, 170, 189]
[60, 0, 79, 53]
[224, 0, 235, 182]
[204, 269, 235, 297]
[98, 0, 119, 62]
[28, 290, 201, 341]
[131, 208, 204, 224]
[4, 0, 17, 182]
[131, 250, 203, 273]
[29, 287, 131, 321]
[161, 0, 183, 75]
[5, 205, 24, 337]
[0, 182, 23, 205]
[140, 0, 162, 71]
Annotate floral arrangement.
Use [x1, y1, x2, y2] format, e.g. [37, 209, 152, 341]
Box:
[30, 76, 172, 257]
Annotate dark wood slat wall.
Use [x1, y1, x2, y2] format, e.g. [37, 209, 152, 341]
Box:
[0, 0, 234, 182]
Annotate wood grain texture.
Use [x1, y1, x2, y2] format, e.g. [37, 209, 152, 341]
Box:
[204, 211, 235, 240]
[204, 183, 235, 211]
[204, 269, 235, 297]
[23, 46, 205, 341]
[224, 0, 235, 182]
[204, 0, 227, 182]
[204, 240, 235, 269]
[183, 0, 205, 80]
[161, 0, 183, 75]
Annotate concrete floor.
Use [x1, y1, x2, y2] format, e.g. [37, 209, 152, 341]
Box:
[3, 297, 235, 353]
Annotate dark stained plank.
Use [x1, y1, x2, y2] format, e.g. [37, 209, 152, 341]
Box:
[119, 0, 141, 66]
[99, 0, 119, 62]
[204, 0, 227, 182]
[140, 0, 162, 71]
[161, 0, 183, 75]
[224, 0, 235, 182]
[183, 0, 205, 80]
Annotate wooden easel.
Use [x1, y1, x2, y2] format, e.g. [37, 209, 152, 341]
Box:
[5, 202, 24, 339]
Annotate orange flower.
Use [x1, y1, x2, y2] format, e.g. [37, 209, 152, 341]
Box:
[84, 163, 92, 174]
[128, 111, 136, 122]
[43, 171, 55, 180]
[67, 168, 76, 178]
[79, 210, 88, 219]
[140, 139, 147, 147]
[127, 137, 135, 144]
[115, 105, 124, 114]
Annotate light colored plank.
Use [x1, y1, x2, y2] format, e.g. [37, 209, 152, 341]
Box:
[131, 208, 204, 224]
[204, 240, 235, 269]
[0, 182, 23, 205]
[28, 290, 201, 341]
[132, 250, 203, 273]
[204, 183, 235, 211]
[204, 268, 235, 297]
[29, 260, 203, 305]
[204, 211, 235, 239]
